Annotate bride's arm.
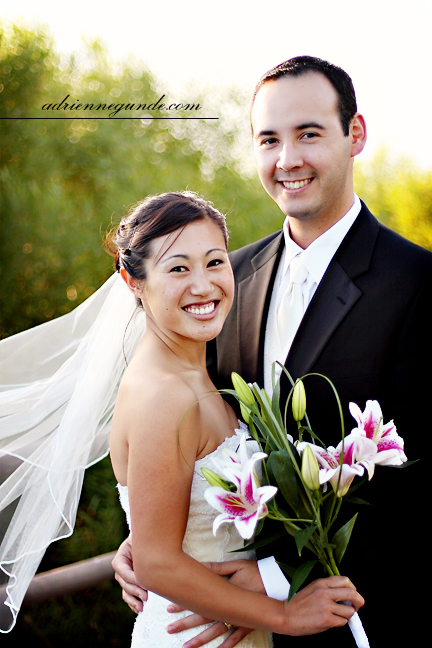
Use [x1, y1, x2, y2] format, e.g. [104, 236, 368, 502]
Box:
[118, 378, 364, 637]
[125, 379, 282, 632]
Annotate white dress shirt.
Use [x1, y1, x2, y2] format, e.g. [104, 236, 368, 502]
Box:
[259, 195, 361, 599]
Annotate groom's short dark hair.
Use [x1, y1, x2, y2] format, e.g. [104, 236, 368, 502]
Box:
[252, 55, 357, 136]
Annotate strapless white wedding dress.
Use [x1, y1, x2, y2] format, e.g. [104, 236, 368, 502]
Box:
[117, 423, 273, 647]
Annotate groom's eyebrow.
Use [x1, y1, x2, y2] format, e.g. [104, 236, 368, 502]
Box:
[254, 122, 326, 139]
[254, 129, 276, 140]
[295, 121, 326, 130]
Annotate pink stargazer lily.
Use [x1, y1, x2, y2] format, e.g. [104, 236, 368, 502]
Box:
[299, 433, 378, 497]
[298, 400, 407, 497]
[349, 400, 407, 465]
[204, 435, 277, 540]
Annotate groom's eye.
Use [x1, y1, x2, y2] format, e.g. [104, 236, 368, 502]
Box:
[300, 131, 319, 140]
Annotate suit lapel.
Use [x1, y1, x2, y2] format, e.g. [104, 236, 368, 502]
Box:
[286, 260, 362, 378]
[237, 233, 283, 383]
[286, 203, 380, 379]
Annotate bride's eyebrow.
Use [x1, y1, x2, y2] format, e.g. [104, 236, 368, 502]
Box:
[159, 254, 188, 264]
[161, 248, 227, 263]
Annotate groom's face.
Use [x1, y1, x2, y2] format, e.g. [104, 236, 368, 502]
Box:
[251, 72, 360, 228]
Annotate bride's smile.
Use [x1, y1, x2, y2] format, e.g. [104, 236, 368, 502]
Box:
[182, 299, 218, 317]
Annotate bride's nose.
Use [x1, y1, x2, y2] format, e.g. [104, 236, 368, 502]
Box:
[189, 268, 213, 295]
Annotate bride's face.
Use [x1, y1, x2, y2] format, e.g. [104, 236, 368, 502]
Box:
[134, 218, 234, 343]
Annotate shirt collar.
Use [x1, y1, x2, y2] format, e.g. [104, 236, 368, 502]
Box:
[281, 194, 361, 285]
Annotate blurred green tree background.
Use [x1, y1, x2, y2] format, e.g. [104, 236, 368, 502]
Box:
[1, 22, 431, 646]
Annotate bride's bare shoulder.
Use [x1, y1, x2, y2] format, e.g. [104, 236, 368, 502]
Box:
[116, 354, 197, 421]
[111, 355, 201, 483]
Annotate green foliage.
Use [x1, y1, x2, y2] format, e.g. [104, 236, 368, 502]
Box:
[354, 148, 432, 250]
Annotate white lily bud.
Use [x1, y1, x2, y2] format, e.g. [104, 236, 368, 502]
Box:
[231, 372, 255, 406]
[240, 402, 251, 424]
[301, 444, 320, 491]
[201, 468, 234, 491]
[292, 379, 306, 422]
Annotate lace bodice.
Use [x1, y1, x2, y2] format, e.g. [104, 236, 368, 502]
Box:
[117, 423, 273, 648]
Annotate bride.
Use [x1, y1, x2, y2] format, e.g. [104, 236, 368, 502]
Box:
[107, 191, 364, 647]
[0, 191, 363, 642]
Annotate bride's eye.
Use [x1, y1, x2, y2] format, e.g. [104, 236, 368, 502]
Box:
[207, 259, 223, 268]
[170, 265, 188, 273]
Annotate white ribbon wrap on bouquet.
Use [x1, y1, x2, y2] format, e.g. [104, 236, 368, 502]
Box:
[348, 612, 370, 648]
[0, 273, 145, 632]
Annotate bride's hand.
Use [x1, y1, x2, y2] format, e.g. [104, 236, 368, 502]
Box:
[112, 537, 148, 614]
[282, 576, 365, 636]
[166, 560, 263, 648]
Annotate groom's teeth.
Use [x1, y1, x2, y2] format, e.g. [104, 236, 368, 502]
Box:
[185, 302, 215, 315]
[282, 179, 312, 189]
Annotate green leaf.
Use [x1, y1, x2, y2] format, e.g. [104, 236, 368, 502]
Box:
[276, 561, 296, 580]
[300, 425, 325, 447]
[331, 513, 358, 566]
[253, 383, 285, 439]
[287, 560, 319, 600]
[345, 496, 372, 506]
[254, 517, 265, 537]
[294, 525, 317, 556]
[247, 418, 260, 444]
[320, 492, 336, 528]
[346, 476, 367, 496]
[282, 521, 300, 540]
[387, 459, 419, 468]
[271, 377, 284, 428]
[267, 449, 308, 518]
[252, 416, 279, 451]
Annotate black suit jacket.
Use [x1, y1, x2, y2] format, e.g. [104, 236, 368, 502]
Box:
[208, 203, 432, 646]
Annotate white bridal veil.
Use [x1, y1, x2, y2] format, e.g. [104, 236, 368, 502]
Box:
[0, 273, 146, 632]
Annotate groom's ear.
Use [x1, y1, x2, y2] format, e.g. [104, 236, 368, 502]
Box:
[349, 113, 367, 157]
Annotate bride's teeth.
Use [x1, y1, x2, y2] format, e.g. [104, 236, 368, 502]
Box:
[185, 302, 215, 315]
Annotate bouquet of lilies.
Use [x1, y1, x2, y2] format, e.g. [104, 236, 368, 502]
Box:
[202, 366, 408, 600]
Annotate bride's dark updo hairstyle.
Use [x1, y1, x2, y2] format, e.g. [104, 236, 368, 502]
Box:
[106, 191, 229, 282]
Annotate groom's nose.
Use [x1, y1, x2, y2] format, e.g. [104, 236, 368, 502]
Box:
[276, 141, 304, 171]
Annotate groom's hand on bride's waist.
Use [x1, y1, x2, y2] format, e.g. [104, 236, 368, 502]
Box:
[112, 536, 148, 614]
[111, 538, 262, 646]
[166, 560, 263, 648]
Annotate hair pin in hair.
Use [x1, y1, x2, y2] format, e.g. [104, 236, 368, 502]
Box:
[124, 221, 139, 256]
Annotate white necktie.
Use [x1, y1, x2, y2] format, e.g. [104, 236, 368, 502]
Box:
[277, 255, 308, 352]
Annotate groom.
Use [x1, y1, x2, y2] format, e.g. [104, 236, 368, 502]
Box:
[113, 56, 431, 646]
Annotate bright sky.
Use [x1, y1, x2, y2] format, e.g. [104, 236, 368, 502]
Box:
[2, 0, 432, 169]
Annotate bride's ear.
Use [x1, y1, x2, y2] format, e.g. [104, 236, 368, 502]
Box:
[120, 268, 142, 294]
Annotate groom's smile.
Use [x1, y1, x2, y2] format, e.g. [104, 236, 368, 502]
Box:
[281, 178, 313, 190]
